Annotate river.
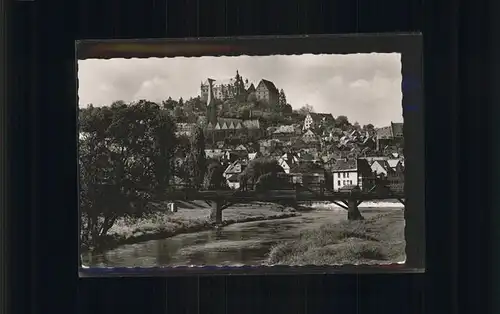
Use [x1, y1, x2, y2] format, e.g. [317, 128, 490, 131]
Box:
[83, 203, 403, 268]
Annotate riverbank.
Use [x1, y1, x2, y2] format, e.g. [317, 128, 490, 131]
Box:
[82, 202, 299, 253]
[267, 210, 405, 266]
[306, 200, 405, 210]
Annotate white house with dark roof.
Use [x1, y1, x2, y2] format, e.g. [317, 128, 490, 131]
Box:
[303, 112, 335, 130]
[330, 158, 373, 191]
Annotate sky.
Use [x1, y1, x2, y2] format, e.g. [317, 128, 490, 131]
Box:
[78, 53, 403, 127]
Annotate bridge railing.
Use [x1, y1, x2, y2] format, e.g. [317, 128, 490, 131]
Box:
[166, 182, 404, 195]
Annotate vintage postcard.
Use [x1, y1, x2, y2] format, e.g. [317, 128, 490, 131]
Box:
[77, 34, 424, 276]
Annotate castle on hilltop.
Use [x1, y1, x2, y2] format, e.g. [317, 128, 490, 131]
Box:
[200, 70, 279, 106]
[201, 74, 264, 143]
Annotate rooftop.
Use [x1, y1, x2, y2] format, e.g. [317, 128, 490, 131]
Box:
[274, 125, 296, 134]
[308, 112, 335, 121]
[258, 79, 278, 92]
[290, 162, 325, 174]
[330, 158, 371, 173]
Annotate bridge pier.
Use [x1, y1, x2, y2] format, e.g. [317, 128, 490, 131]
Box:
[347, 198, 364, 221]
[209, 200, 223, 224]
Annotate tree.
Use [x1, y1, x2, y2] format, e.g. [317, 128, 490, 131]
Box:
[162, 97, 177, 110]
[278, 89, 287, 108]
[189, 96, 206, 113]
[187, 126, 207, 188]
[183, 101, 196, 122]
[238, 172, 249, 191]
[363, 123, 375, 131]
[335, 115, 350, 129]
[283, 104, 293, 115]
[255, 173, 276, 192]
[268, 113, 287, 127]
[178, 97, 184, 107]
[238, 107, 251, 120]
[203, 161, 228, 190]
[172, 134, 192, 182]
[240, 158, 285, 188]
[324, 171, 333, 190]
[218, 101, 231, 117]
[255, 172, 289, 192]
[111, 100, 126, 107]
[298, 104, 314, 115]
[79, 101, 177, 249]
[247, 93, 257, 103]
[173, 106, 185, 122]
[174, 135, 191, 157]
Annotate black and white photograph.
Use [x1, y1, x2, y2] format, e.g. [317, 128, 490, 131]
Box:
[78, 37, 423, 271]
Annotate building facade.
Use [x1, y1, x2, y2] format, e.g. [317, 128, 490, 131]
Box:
[200, 71, 247, 102]
[255, 79, 279, 105]
[375, 122, 404, 151]
[175, 123, 197, 137]
[303, 113, 335, 130]
[204, 118, 263, 142]
[330, 158, 374, 191]
[200, 71, 279, 106]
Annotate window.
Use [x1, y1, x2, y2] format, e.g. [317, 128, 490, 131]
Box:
[346, 172, 350, 178]
[350, 180, 353, 185]
[338, 180, 341, 186]
[343, 173, 346, 178]
[337, 173, 340, 178]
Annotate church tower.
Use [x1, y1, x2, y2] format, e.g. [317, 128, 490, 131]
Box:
[206, 78, 218, 125]
[234, 69, 246, 100]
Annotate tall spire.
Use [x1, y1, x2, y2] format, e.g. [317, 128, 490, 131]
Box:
[206, 78, 215, 107]
[206, 78, 218, 125]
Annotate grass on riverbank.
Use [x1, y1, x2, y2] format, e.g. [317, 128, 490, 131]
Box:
[84, 203, 298, 252]
[267, 210, 405, 265]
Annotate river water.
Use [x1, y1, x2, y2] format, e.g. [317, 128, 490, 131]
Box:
[84, 203, 403, 268]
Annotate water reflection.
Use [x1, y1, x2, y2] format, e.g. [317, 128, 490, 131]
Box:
[87, 227, 281, 267]
[83, 207, 396, 267]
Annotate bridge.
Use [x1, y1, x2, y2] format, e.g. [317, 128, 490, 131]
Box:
[164, 184, 405, 224]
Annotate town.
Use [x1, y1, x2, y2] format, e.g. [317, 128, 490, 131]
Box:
[79, 67, 406, 266]
[171, 70, 404, 194]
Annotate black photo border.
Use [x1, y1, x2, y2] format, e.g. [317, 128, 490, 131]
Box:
[76, 33, 425, 277]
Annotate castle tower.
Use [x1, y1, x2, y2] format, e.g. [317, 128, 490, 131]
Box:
[206, 78, 218, 125]
[234, 69, 246, 100]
